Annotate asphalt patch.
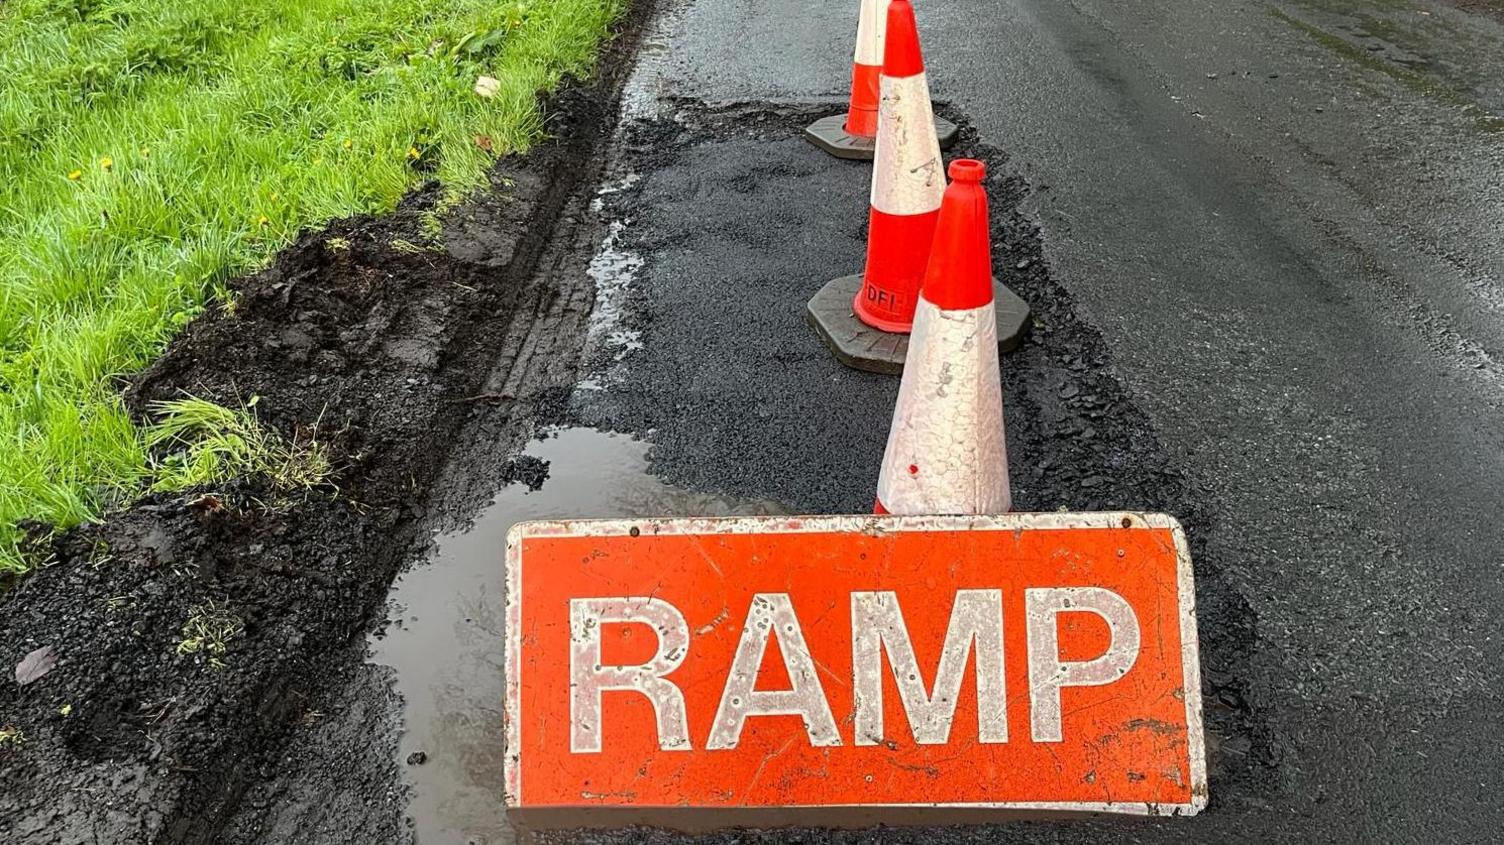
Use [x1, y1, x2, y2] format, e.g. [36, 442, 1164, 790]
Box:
[566, 101, 1271, 841]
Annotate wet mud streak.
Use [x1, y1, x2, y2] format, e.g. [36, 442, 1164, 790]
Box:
[563, 101, 1269, 841]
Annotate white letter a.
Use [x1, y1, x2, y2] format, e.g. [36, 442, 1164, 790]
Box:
[707, 593, 841, 750]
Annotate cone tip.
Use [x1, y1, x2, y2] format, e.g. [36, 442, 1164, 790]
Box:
[920, 158, 993, 311]
[949, 159, 985, 183]
[883, 0, 925, 78]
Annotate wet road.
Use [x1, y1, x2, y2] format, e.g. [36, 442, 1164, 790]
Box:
[587, 0, 1504, 841]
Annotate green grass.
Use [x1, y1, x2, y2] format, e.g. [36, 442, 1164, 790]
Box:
[177, 599, 244, 670]
[144, 396, 333, 493]
[0, 0, 625, 573]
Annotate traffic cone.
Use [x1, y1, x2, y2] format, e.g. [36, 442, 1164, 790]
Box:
[803, 0, 958, 160]
[874, 159, 1011, 515]
[810, 0, 1032, 374]
[845, 0, 884, 140]
[854, 0, 945, 334]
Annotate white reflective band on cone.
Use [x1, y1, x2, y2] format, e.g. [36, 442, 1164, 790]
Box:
[876, 298, 1011, 514]
[870, 72, 945, 216]
[853, 0, 886, 66]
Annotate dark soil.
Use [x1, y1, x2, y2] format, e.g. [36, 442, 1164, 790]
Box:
[0, 3, 656, 841]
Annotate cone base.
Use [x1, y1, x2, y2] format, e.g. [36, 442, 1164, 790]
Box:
[802, 113, 960, 161]
[806, 274, 1031, 375]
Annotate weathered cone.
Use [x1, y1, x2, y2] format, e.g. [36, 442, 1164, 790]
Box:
[803, 0, 959, 159]
[874, 158, 1011, 515]
[851, 0, 946, 333]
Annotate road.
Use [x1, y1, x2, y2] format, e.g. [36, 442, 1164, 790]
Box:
[558, 0, 1504, 841]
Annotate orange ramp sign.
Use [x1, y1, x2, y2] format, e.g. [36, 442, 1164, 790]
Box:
[504, 513, 1206, 829]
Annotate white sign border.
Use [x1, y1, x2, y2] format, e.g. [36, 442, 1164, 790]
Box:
[504, 511, 1207, 819]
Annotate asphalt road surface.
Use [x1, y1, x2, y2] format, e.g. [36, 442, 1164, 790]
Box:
[561, 0, 1504, 841]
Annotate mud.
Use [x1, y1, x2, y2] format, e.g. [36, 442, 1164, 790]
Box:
[0, 1, 659, 840]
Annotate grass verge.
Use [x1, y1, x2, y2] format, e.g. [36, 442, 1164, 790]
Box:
[0, 0, 625, 573]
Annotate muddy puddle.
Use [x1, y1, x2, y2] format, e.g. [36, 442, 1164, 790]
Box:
[370, 427, 784, 845]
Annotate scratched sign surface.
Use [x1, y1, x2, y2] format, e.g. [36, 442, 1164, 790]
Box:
[505, 513, 1206, 826]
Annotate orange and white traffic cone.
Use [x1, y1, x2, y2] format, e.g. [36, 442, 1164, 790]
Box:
[874, 159, 1011, 515]
[810, 0, 1027, 374]
[846, 0, 885, 140]
[804, 0, 958, 160]
[854, 0, 945, 334]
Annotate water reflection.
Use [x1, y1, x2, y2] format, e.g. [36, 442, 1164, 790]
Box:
[371, 427, 785, 845]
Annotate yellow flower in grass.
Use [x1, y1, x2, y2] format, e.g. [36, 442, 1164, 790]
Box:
[342, 139, 353, 150]
[257, 215, 270, 227]
[99, 156, 113, 171]
[68, 169, 82, 181]
[407, 146, 421, 161]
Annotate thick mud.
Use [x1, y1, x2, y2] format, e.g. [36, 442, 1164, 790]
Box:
[0, 2, 658, 840]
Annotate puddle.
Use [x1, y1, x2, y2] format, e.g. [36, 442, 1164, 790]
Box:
[618, 0, 685, 122]
[582, 219, 644, 363]
[370, 427, 785, 845]
[577, 177, 645, 393]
